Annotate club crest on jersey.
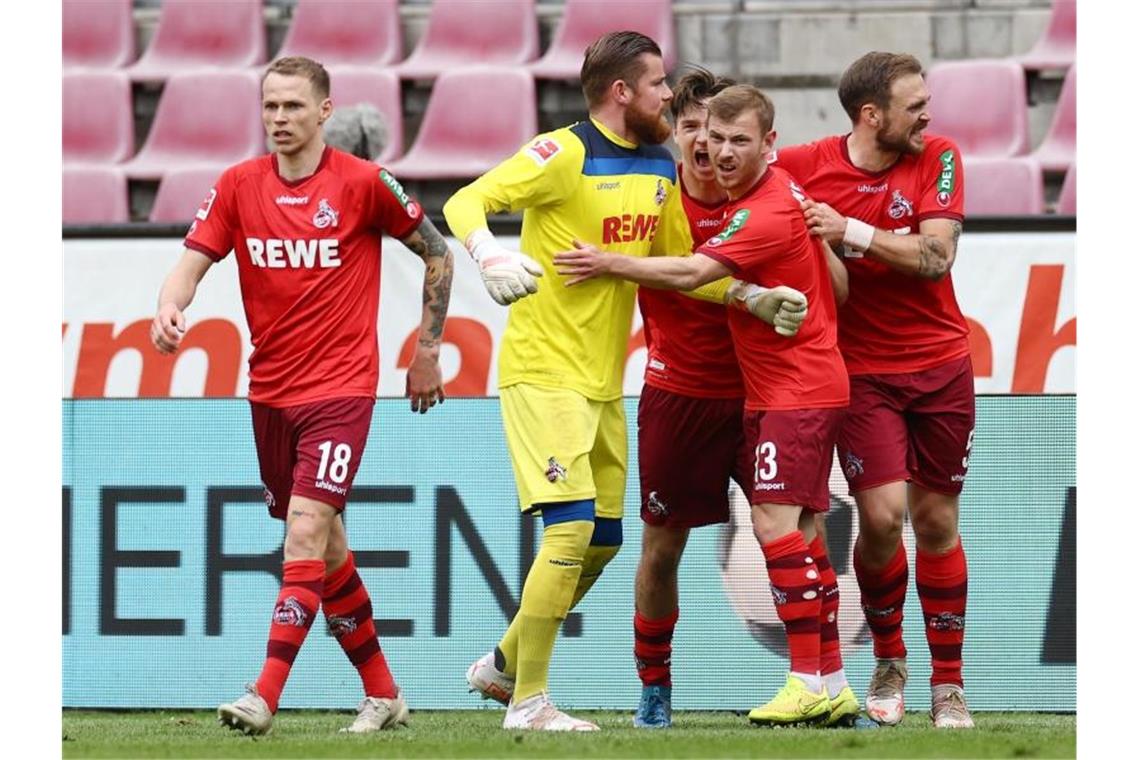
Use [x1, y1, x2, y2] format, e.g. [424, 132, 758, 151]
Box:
[888, 189, 914, 219]
[526, 138, 561, 166]
[706, 208, 750, 247]
[654, 179, 667, 206]
[545, 457, 567, 483]
[936, 149, 957, 207]
[313, 199, 339, 229]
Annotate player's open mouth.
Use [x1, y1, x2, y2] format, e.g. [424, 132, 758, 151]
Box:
[695, 150, 711, 168]
[273, 131, 291, 140]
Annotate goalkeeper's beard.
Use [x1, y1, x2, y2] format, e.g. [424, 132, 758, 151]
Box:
[625, 103, 672, 145]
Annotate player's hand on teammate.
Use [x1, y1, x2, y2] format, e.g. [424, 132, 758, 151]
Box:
[405, 342, 446, 414]
[729, 282, 809, 337]
[151, 303, 187, 354]
[466, 230, 543, 306]
[552, 239, 612, 285]
[801, 199, 847, 247]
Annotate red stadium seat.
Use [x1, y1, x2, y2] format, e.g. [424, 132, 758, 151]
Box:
[962, 158, 1044, 216]
[394, 0, 539, 80]
[926, 60, 1030, 157]
[127, 0, 265, 82]
[63, 71, 134, 164]
[529, 0, 676, 79]
[63, 166, 129, 223]
[276, 0, 402, 67]
[1019, 0, 1075, 72]
[63, 0, 135, 69]
[1056, 164, 1076, 215]
[326, 67, 405, 163]
[1032, 65, 1076, 173]
[122, 70, 266, 180]
[384, 66, 537, 180]
[150, 166, 228, 222]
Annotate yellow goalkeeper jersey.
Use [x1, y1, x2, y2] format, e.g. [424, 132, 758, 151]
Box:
[444, 117, 692, 401]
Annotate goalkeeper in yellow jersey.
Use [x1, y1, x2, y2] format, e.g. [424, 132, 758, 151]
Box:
[444, 31, 806, 732]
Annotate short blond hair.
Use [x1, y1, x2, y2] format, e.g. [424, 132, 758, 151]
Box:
[263, 56, 330, 101]
[706, 84, 775, 134]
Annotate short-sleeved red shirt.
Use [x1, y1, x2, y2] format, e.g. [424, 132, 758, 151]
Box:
[184, 146, 424, 407]
[638, 165, 743, 398]
[770, 134, 969, 375]
[696, 166, 848, 411]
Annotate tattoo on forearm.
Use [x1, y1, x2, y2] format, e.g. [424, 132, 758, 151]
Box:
[404, 219, 454, 345]
[918, 235, 951, 280]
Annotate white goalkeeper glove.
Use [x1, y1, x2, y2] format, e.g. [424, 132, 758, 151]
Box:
[465, 229, 544, 306]
[727, 280, 808, 338]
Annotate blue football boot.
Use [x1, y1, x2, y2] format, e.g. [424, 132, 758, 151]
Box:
[632, 685, 672, 728]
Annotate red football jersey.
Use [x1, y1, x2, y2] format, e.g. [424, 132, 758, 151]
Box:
[638, 165, 743, 398]
[771, 134, 969, 375]
[696, 166, 848, 411]
[184, 146, 424, 407]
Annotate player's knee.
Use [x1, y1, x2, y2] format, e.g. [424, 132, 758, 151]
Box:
[911, 500, 959, 550]
[858, 500, 905, 546]
[749, 503, 799, 545]
[640, 526, 684, 574]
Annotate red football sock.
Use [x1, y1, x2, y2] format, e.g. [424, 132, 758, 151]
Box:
[633, 608, 678, 687]
[322, 552, 398, 699]
[256, 558, 324, 713]
[808, 535, 843, 677]
[853, 540, 908, 661]
[916, 538, 968, 688]
[761, 532, 821, 676]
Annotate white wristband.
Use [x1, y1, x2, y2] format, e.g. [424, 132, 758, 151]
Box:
[842, 217, 876, 252]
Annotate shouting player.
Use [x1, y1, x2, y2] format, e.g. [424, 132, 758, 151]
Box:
[772, 51, 974, 728]
[150, 57, 454, 735]
[555, 84, 849, 727]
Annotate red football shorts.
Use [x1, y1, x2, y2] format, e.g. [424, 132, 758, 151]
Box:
[249, 396, 375, 519]
[837, 354, 976, 496]
[637, 385, 752, 528]
[743, 407, 846, 512]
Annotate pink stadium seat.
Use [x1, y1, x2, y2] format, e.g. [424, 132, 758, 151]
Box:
[275, 0, 402, 67]
[1056, 164, 1076, 215]
[63, 166, 129, 223]
[926, 60, 1030, 157]
[326, 67, 404, 163]
[127, 0, 265, 82]
[394, 0, 539, 80]
[529, 0, 676, 79]
[63, 71, 134, 164]
[1032, 65, 1076, 173]
[962, 158, 1044, 216]
[385, 67, 537, 180]
[149, 166, 228, 222]
[1019, 0, 1075, 71]
[63, 0, 135, 69]
[122, 70, 266, 180]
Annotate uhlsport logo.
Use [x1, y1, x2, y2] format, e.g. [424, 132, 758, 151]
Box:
[545, 456, 567, 483]
[936, 149, 957, 207]
[706, 208, 750, 247]
[313, 199, 339, 229]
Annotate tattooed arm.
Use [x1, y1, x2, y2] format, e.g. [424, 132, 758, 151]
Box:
[398, 217, 455, 413]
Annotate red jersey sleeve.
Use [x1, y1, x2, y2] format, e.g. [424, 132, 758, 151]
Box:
[372, 166, 426, 240]
[917, 136, 965, 222]
[184, 167, 238, 261]
[695, 206, 787, 275]
[767, 142, 817, 184]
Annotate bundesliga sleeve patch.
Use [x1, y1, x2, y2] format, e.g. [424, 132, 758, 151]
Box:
[525, 138, 561, 167]
[195, 188, 217, 221]
[936, 149, 957, 207]
[705, 209, 750, 247]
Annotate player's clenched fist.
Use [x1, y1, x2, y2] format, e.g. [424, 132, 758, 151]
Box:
[465, 229, 544, 306]
[729, 281, 809, 338]
[151, 302, 187, 354]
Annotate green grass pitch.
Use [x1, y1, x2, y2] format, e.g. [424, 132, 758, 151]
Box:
[63, 709, 1075, 758]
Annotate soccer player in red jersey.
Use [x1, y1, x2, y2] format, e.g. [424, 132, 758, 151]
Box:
[556, 84, 850, 727]
[149, 57, 454, 736]
[771, 52, 975, 728]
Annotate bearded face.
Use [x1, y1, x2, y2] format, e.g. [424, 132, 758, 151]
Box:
[625, 97, 672, 145]
[873, 73, 931, 156]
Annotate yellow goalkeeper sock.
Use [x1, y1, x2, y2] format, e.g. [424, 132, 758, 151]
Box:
[570, 544, 620, 610]
[512, 519, 593, 702]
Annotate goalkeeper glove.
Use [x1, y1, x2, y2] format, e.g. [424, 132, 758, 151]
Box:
[465, 229, 544, 306]
[727, 280, 808, 338]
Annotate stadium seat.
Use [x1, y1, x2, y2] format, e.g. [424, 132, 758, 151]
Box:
[529, 0, 676, 79]
[384, 66, 537, 180]
[1056, 164, 1076, 215]
[127, 0, 265, 82]
[275, 0, 402, 67]
[63, 0, 135, 69]
[1019, 0, 1075, 72]
[926, 60, 1030, 157]
[394, 0, 539, 80]
[149, 166, 229, 222]
[326, 67, 405, 163]
[962, 158, 1044, 216]
[121, 71, 266, 180]
[63, 71, 134, 164]
[1032, 65, 1076, 173]
[63, 166, 129, 223]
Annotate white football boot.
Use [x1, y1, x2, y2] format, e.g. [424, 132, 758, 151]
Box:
[930, 684, 975, 728]
[217, 684, 273, 736]
[503, 692, 599, 731]
[466, 651, 515, 706]
[865, 658, 908, 726]
[340, 688, 410, 733]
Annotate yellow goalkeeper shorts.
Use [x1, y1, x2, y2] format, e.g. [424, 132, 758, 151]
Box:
[499, 383, 627, 520]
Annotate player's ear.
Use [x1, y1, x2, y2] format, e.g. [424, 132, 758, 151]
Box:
[861, 102, 879, 127]
[763, 129, 778, 154]
[612, 78, 632, 106]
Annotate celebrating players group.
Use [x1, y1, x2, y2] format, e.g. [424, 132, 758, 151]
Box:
[151, 30, 976, 735]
